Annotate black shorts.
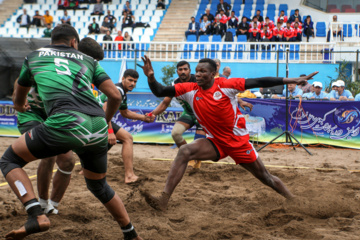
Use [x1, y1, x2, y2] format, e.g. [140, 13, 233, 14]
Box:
[111, 121, 121, 134]
[18, 121, 42, 135]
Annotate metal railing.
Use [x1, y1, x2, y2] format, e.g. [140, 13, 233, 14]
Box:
[99, 41, 339, 63]
[329, 22, 360, 42]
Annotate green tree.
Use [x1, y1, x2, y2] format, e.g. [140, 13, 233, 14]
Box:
[160, 63, 176, 86]
[325, 61, 360, 96]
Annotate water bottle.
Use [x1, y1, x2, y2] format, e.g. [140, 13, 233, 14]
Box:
[335, 91, 339, 99]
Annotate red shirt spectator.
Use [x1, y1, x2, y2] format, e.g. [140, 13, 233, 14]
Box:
[283, 26, 294, 38]
[249, 21, 261, 30]
[277, 11, 288, 23]
[115, 30, 124, 50]
[261, 28, 273, 40]
[291, 21, 302, 29]
[293, 25, 302, 35]
[216, 11, 228, 24]
[263, 18, 275, 30]
[249, 24, 260, 37]
[273, 26, 284, 37]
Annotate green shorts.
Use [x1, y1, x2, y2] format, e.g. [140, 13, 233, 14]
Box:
[24, 110, 109, 173]
[177, 110, 203, 131]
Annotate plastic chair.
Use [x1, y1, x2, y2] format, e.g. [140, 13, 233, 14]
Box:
[237, 35, 247, 42]
[316, 22, 326, 37]
[199, 35, 209, 42]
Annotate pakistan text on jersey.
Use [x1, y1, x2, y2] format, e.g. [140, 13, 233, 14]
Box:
[38, 49, 84, 60]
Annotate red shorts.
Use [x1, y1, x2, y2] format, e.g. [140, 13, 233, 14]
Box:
[207, 138, 258, 164]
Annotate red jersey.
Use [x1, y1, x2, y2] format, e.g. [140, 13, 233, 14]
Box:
[115, 35, 124, 50]
[283, 27, 294, 38]
[249, 21, 261, 30]
[261, 30, 273, 40]
[273, 27, 284, 37]
[291, 22, 302, 29]
[263, 20, 275, 30]
[174, 78, 249, 147]
[277, 16, 288, 23]
[216, 14, 228, 24]
[293, 27, 302, 35]
[249, 26, 260, 36]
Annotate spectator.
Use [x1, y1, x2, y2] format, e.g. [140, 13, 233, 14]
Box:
[43, 23, 52, 37]
[103, 30, 113, 49]
[307, 82, 328, 99]
[58, 0, 66, 9]
[289, 9, 302, 23]
[216, 0, 231, 16]
[199, 15, 212, 35]
[211, 17, 225, 37]
[355, 93, 360, 101]
[216, 9, 228, 24]
[293, 22, 302, 41]
[123, 1, 132, 15]
[327, 15, 342, 42]
[303, 15, 314, 42]
[283, 22, 294, 42]
[67, 0, 79, 10]
[249, 22, 261, 41]
[91, 0, 104, 17]
[297, 74, 312, 93]
[122, 11, 135, 30]
[17, 9, 31, 28]
[88, 17, 100, 34]
[273, 84, 303, 99]
[330, 81, 337, 92]
[61, 10, 71, 25]
[278, 17, 286, 28]
[291, 17, 302, 29]
[185, 16, 199, 39]
[156, 0, 165, 10]
[222, 66, 231, 78]
[236, 16, 249, 37]
[101, 16, 115, 33]
[105, 10, 117, 25]
[264, 17, 275, 30]
[261, 24, 274, 42]
[115, 30, 124, 50]
[227, 11, 238, 29]
[249, 16, 261, 29]
[32, 10, 43, 27]
[43, 10, 53, 26]
[328, 80, 354, 101]
[123, 31, 134, 49]
[253, 10, 264, 23]
[273, 22, 284, 42]
[214, 59, 226, 78]
[201, 8, 215, 23]
[277, 10, 288, 23]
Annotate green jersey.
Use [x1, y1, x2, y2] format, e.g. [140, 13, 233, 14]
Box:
[97, 82, 128, 111]
[173, 74, 196, 115]
[17, 45, 109, 117]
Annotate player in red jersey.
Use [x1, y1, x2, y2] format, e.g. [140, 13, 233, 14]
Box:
[293, 22, 303, 41]
[291, 18, 302, 29]
[261, 25, 274, 41]
[264, 17, 275, 30]
[249, 22, 261, 41]
[283, 22, 295, 42]
[140, 56, 318, 211]
[273, 22, 284, 42]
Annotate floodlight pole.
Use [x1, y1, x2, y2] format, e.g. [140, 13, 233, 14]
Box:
[257, 48, 312, 155]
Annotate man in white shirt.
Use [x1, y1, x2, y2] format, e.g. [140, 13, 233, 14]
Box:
[17, 9, 31, 28]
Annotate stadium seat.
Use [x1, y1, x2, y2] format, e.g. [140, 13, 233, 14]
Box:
[289, 44, 299, 61]
[344, 8, 356, 13]
[237, 35, 247, 42]
[235, 44, 244, 59]
[194, 43, 206, 59]
[341, 5, 352, 12]
[316, 22, 326, 37]
[261, 50, 271, 60]
[147, 5, 156, 11]
[137, 5, 146, 11]
[182, 43, 194, 59]
[330, 8, 341, 13]
[221, 44, 232, 60]
[187, 35, 197, 42]
[141, 16, 150, 22]
[199, 35, 209, 42]
[133, 28, 144, 37]
[343, 24, 353, 37]
[122, 27, 133, 36]
[327, 4, 337, 12]
[212, 34, 222, 42]
[151, 16, 161, 23]
[278, 4, 288, 14]
[154, 10, 164, 17]
[227, 28, 236, 37]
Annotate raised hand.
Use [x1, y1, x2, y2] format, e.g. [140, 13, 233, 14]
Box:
[140, 55, 154, 78]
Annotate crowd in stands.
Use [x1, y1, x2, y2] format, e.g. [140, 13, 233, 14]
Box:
[268, 79, 357, 101]
[186, 1, 320, 43]
[14, 0, 164, 41]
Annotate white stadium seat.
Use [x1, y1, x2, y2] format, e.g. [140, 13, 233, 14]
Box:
[143, 10, 153, 17]
[122, 27, 133, 36]
[151, 15, 160, 22]
[144, 28, 154, 36]
[133, 28, 144, 36]
[137, 5, 146, 11]
[141, 16, 150, 22]
[154, 10, 164, 17]
[140, 35, 150, 42]
[147, 5, 156, 11]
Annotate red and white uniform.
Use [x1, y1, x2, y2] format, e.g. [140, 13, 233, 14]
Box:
[293, 27, 302, 36]
[216, 14, 228, 24]
[273, 27, 284, 37]
[261, 30, 273, 40]
[249, 26, 260, 37]
[174, 78, 258, 163]
[277, 16, 288, 23]
[263, 20, 275, 30]
[249, 21, 261, 30]
[283, 27, 295, 38]
[291, 21, 302, 29]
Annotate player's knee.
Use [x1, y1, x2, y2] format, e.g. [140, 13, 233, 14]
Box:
[56, 154, 75, 173]
[260, 172, 275, 187]
[178, 145, 191, 160]
[171, 123, 186, 144]
[85, 177, 115, 204]
[0, 146, 28, 177]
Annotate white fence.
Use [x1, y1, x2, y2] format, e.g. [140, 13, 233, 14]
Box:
[329, 22, 360, 42]
[98, 41, 340, 63]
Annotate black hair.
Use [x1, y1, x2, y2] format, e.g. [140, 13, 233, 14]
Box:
[78, 37, 104, 60]
[265, 16, 269, 19]
[123, 69, 139, 79]
[257, 9, 261, 12]
[231, 10, 235, 13]
[51, 24, 79, 44]
[176, 61, 190, 69]
[281, 10, 284, 12]
[198, 58, 217, 72]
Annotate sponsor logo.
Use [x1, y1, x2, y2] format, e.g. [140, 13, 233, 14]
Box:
[196, 96, 203, 101]
[246, 149, 254, 154]
[333, 107, 360, 129]
[213, 91, 222, 100]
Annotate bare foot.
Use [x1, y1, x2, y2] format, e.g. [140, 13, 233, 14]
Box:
[193, 160, 201, 169]
[142, 191, 170, 211]
[188, 160, 196, 167]
[6, 214, 50, 240]
[125, 174, 139, 184]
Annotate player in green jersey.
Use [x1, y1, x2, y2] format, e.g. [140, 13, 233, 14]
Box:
[0, 24, 142, 240]
[16, 83, 75, 215]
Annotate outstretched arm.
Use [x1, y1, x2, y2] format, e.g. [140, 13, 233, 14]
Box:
[151, 97, 172, 115]
[140, 55, 176, 98]
[245, 72, 319, 89]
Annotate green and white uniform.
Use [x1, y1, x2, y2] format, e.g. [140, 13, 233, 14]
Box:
[17, 45, 110, 173]
[173, 75, 202, 131]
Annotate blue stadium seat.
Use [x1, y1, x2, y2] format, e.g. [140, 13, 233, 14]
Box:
[302, 16, 308, 23]
[261, 49, 271, 60]
[257, 0, 265, 4]
[195, 44, 206, 59]
[235, 44, 244, 59]
[212, 34, 222, 42]
[289, 44, 300, 61]
[289, 10, 295, 17]
[278, 4, 288, 14]
[227, 28, 236, 37]
[316, 22, 326, 37]
[250, 49, 258, 60]
[244, 0, 253, 4]
[343, 24, 353, 37]
[221, 44, 232, 60]
[187, 35, 197, 42]
[199, 35, 209, 42]
[182, 43, 194, 59]
[237, 35, 247, 42]
[255, 4, 264, 12]
[243, 11, 252, 19]
[355, 25, 360, 37]
[233, 5, 241, 13]
[267, 4, 276, 11]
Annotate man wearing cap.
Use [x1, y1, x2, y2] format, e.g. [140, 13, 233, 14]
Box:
[289, 9, 302, 23]
[272, 83, 303, 99]
[185, 16, 200, 39]
[328, 80, 354, 101]
[355, 93, 360, 101]
[297, 74, 312, 93]
[308, 82, 328, 99]
[277, 11, 288, 24]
